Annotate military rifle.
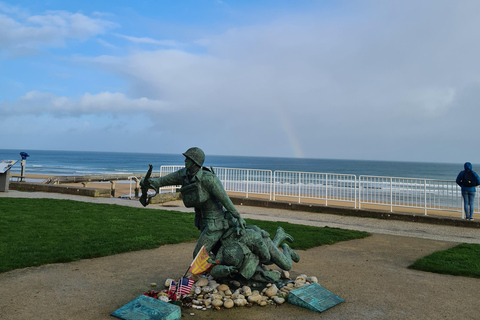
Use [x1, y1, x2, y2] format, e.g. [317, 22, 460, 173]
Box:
[139, 164, 153, 207]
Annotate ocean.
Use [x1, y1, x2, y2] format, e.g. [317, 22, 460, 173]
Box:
[0, 149, 468, 182]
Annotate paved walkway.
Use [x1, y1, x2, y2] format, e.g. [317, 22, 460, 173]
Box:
[1, 191, 479, 320]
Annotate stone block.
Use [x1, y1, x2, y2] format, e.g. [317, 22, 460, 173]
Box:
[288, 283, 344, 313]
[111, 295, 181, 320]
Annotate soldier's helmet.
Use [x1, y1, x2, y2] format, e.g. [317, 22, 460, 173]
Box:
[182, 147, 205, 167]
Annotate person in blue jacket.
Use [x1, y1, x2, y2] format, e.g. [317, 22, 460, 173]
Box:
[456, 162, 480, 220]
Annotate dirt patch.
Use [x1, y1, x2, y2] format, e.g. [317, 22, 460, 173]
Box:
[1, 234, 477, 320]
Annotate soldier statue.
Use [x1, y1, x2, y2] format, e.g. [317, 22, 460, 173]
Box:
[140, 147, 247, 259]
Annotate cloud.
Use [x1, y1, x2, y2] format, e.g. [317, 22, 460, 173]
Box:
[4, 0, 480, 161]
[113, 33, 179, 47]
[0, 91, 168, 117]
[0, 4, 117, 57]
[79, 0, 480, 160]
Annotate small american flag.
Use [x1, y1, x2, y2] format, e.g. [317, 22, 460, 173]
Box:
[178, 277, 194, 295]
[167, 280, 177, 301]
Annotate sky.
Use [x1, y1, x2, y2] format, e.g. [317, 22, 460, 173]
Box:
[1, 0, 480, 163]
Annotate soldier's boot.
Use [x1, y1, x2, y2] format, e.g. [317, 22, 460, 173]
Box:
[273, 226, 294, 247]
[282, 243, 300, 263]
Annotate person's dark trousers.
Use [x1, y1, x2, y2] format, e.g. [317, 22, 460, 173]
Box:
[462, 190, 475, 219]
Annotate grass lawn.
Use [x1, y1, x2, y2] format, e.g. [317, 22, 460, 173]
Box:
[0, 198, 370, 273]
[409, 243, 480, 279]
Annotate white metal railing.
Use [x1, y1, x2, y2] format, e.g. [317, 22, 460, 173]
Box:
[151, 165, 471, 218]
[273, 171, 357, 206]
[213, 167, 272, 199]
[358, 175, 469, 216]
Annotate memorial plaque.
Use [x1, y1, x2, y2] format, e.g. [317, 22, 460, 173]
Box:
[0, 160, 17, 174]
[111, 295, 181, 320]
[288, 283, 344, 313]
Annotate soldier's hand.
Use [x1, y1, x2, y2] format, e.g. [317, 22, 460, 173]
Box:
[236, 217, 246, 235]
[226, 266, 238, 275]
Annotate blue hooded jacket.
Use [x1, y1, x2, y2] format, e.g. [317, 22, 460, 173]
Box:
[456, 162, 480, 192]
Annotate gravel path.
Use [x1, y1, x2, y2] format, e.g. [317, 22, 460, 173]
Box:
[0, 191, 479, 319]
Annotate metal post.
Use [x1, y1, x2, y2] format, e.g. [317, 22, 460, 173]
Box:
[298, 173, 301, 203]
[273, 172, 276, 201]
[424, 180, 427, 215]
[246, 169, 249, 198]
[390, 178, 393, 212]
[325, 174, 328, 206]
[358, 176, 362, 209]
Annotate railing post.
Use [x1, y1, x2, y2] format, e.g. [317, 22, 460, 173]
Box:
[325, 174, 328, 206]
[390, 178, 393, 212]
[424, 180, 427, 215]
[298, 172, 301, 203]
[246, 169, 249, 198]
[358, 176, 362, 209]
[273, 171, 276, 201]
[269, 171, 273, 200]
[354, 176, 357, 209]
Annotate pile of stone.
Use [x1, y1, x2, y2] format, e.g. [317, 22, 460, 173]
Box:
[151, 273, 318, 311]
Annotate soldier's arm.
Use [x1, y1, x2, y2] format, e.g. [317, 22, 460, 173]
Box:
[143, 169, 184, 193]
[207, 175, 246, 229]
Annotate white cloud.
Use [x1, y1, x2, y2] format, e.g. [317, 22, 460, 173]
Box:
[0, 91, 168, 117]
[113, 33, 179, 47]
[0, 5, 117, 56]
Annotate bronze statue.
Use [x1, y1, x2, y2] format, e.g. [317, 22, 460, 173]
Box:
[140, 147, 246, 259]
[209, 226, 299, 283]
[140, 147, 299, 284]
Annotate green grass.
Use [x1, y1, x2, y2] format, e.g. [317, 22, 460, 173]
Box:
[409, 243, 480, 279]
[0, 198, 370, 273]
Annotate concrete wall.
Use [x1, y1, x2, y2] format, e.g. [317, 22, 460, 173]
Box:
[10, 182, 111, 198]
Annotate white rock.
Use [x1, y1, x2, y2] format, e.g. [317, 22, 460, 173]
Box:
[281, 270, 290, 279]
[264, 284, 278, 297]
[165, 279, 175, 287]
[194, 286, 202, 295]
[202, 286, 214, 293]
[196, 278, 209, 287]
[212, 299, 223, 308]
[217, 284, 229, 291]
[158, 296, 169, 303]
[296, 274, 307, 283]
[212, 294, 223, 301]
[273, 296, 285, 305]
[224, 299, 234, 309]
[234, 298, 247, 307]
[204, 299, 211, 307]
[307, 276, 318, 283]
[259, 301, 267, 307]
[242, 286, 252, 296]
[225, 289, 232, 296]
[248, 295, 262, 304]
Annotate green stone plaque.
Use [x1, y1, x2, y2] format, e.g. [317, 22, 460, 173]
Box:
[111, 295, 181, 320]
[288, 283, 344, 313]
